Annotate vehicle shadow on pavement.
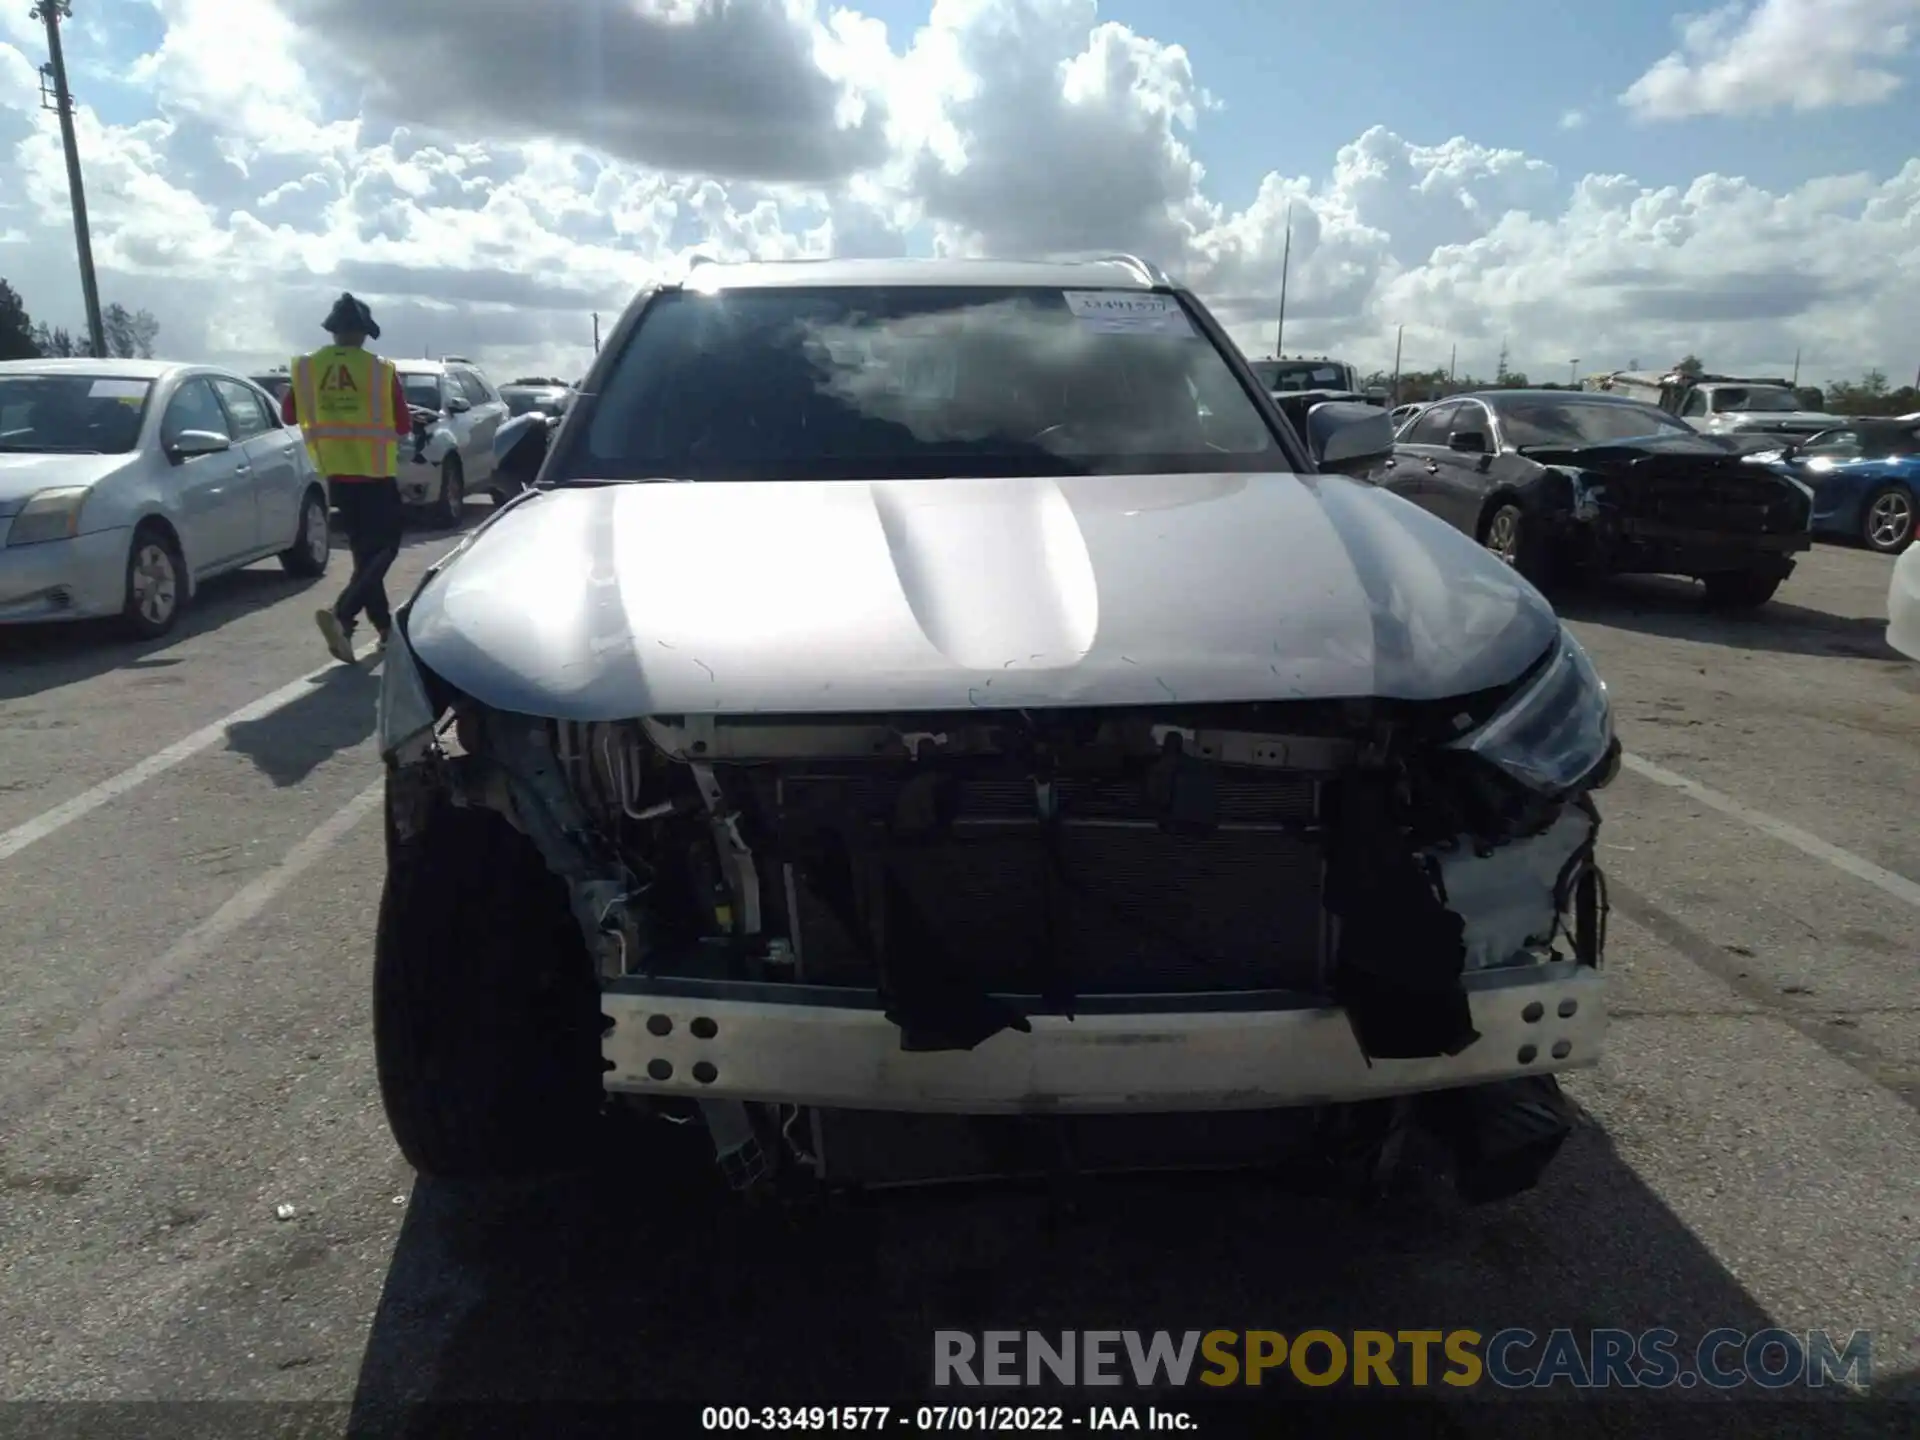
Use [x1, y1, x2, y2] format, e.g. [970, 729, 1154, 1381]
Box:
[0, 568, 331, 703]
[344, 1110, 1890, 1436]
[223, 661, 380, 786]
[1555, 577, 1901, 662]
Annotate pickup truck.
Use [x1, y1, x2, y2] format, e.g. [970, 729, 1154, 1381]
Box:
[1587, 370, 1843, 442]
[1252, 356, 1387, 405]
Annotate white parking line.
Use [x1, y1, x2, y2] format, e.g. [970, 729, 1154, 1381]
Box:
[0, 779, 384, 1134]
[0, 649, 374, 864]
[1622, 751, 1920, 912]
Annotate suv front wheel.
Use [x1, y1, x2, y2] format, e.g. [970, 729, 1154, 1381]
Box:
[373, 783, 606, 1179]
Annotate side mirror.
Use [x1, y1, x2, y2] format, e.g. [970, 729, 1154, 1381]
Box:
[1307, 402, 1395, 476]
[167, 429, 230, 459]
[446, 395, 472, 414]
[1448, 430, 1490, 454]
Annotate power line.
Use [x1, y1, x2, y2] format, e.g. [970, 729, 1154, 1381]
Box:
[33, 1, 106, 359]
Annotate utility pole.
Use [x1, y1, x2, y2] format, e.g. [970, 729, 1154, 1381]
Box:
[1569, 358, 1580, 387]
[592, 312, 601, 354]
[1449, 342, 1457, 386]
[1273, 202, 1292, 359]
[1390, 323, 1404, 405]
[1792, 348, 1801, 386]
[34, 1, 106, 360]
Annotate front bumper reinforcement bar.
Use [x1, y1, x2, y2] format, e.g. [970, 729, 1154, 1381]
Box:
[600, 963, 1604, 1114]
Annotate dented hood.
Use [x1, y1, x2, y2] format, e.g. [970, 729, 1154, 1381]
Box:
[404, 473, 1560, 721]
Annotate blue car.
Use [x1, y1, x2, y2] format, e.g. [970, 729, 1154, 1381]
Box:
[1755, 419, 1919, 553]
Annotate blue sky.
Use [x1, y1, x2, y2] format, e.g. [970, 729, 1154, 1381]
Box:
[3, 0, 1917, 381]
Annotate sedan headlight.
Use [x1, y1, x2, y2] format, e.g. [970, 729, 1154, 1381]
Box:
[6, 486, 90, 547]
[1451, 627, 1615, 796]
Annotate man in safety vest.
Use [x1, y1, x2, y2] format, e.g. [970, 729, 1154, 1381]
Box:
[281, 292, 413, 664]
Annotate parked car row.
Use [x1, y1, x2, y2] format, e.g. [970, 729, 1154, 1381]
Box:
[0, 349, 579, 641]
[0, 360, 331, 637]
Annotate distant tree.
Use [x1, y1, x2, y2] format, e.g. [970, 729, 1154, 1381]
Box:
[127, 307, 160, 359]
[1825, 369, 1910, 416]
[0, 279, 36, 361]
[1673, 354, 1704, 377]
[31, 321, 77, 357]
[1494, 342, 1511, 384]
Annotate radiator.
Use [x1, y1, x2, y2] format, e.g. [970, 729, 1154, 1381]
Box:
[775, 771, 1328, 995]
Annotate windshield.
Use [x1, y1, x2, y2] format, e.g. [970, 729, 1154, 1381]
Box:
[1251, 359, 1348, 392]
[0, 374, 152, 453]
[399, 372, 443, 411]
[1499, 398, 1696, 448]
[572, 285, 1283, 482]
[502, 390, 547, 416]
[1711, 386, 1801, 413]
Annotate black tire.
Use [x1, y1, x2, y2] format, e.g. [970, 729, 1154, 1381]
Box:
[373, 784, 608, 1179]
[429, 455, 464, 529]
[278, 486, 332, 578]
[1478, 496, 1554, 589]
[120, 523, 185, 640]
[1862, 484, 1914, 555]
[1701, 568, 1784, 610]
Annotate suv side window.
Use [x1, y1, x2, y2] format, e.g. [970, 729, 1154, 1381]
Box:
[1681, 389, 1709, 417]
[1403, 402, 1456, 446]
[210, 378, 273, 440]
[452, 369, 493, 406]
[162, 378, 232, 446]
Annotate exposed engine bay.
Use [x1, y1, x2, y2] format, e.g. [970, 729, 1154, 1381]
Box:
[391, 655, 1616, 1196]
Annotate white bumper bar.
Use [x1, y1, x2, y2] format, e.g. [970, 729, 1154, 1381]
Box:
[600, 964, 1604, 1114]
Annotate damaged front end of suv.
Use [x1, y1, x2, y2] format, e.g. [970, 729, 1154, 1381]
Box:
[375, 570, 1617, 1205]
[365, 259, 1620, 1207]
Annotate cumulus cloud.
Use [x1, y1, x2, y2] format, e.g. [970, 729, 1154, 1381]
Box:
[1621, 0, 1920, 119]
[4, 0, 1919, 386]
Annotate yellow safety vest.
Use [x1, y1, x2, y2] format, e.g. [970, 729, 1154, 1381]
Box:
[291, 345, 398, 478]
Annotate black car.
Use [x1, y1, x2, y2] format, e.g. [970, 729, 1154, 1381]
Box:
[1365, 389, 1813, 609]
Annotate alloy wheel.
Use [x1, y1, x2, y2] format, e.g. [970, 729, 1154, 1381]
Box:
[1867, 491, 1913, 551]
[132, 543, 178, 626]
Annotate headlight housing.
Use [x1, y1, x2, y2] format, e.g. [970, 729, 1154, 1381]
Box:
[6, 486, 90, 547]
[1450, 627, 1614, 796]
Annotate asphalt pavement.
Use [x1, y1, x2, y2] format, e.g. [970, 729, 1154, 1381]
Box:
[1, 509, 1917, 1435]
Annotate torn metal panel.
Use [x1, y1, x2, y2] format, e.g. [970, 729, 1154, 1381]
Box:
[1429, 805, 1597, 971]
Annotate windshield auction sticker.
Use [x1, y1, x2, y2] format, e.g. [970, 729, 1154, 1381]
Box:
[1062, 291, 1196, 336]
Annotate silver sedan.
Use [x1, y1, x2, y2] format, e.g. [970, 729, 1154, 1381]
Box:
[0, 358, 333, 639]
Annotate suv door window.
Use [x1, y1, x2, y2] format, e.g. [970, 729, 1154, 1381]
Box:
[210, 378, 273, 440]
[400, 372, 444, 412]
[1402, 402, 1456, 446]
[162, 378, 233, 446]
[452, 370, 491, 406]
[1681, 389, 1709, 417]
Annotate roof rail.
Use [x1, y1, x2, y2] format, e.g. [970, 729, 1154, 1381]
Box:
[1097, 252, 1172, 286]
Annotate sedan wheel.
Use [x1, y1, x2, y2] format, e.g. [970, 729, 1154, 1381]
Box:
[1484, 504, 1524, 565]
[124, 533, 182, 639]
[1864, 486, 1914, 554]
[280, 489, 331, 578]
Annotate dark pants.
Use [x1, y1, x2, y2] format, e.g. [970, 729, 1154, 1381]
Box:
[331, 477, 404, 634]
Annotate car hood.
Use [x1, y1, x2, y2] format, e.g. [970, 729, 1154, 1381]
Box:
[404, 473, 1562, 721]
[0, 451, 131, 510]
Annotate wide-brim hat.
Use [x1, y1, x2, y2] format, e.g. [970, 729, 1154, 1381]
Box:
[322, 292, 380, 340]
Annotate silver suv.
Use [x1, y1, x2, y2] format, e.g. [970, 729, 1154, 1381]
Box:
[392, 358, 510, 523]
[372, 254, 1616, 1206]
